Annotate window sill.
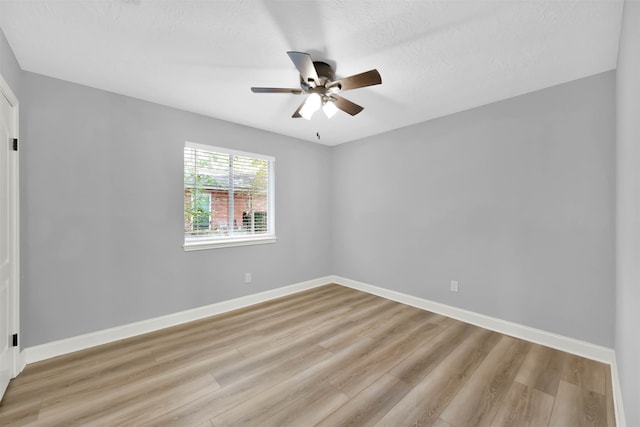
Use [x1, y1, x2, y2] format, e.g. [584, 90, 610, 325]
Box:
[184, 235, 277, 251]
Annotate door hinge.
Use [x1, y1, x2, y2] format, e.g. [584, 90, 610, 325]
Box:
[11, 333, 18, 347]
[12, 138, 18, 151]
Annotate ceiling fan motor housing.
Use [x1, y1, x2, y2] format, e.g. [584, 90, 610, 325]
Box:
[313, 61, 335, 82]
[306, 62, 344, 98]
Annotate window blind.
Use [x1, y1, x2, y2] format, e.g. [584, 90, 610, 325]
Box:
[184, 142, 275, 248]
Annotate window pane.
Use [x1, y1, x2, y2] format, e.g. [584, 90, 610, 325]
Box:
[193, 192, 211, 231]
[233, 155, 269, 235]
[184, 144, 274, 247]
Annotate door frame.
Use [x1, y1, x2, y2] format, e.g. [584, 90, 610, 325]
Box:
[0, 71, 20, 380]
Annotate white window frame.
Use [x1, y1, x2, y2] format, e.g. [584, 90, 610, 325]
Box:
[184, 141, 276, 251]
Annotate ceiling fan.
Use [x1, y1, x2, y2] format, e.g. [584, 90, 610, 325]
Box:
[251, 51, 382, 120]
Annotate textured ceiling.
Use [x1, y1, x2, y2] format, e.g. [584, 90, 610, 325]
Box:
[0, 0, 624, 146]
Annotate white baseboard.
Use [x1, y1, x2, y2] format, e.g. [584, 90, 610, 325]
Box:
[610, 354, 627, 427]
[22, 274, 623, 426]
[25, 275, 615, 365]
[330, 275, 615, 364]
[332, 276, 625, 425]
[23, 276, 331, 364]
[17, 350, 26, 374]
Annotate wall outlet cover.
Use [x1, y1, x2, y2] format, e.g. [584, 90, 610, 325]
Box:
[450, 280, 459, 293]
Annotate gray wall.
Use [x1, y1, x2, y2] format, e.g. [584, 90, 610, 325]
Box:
[3, 25, 619, 352]
[332, 71, 616, 347]
[616, 1, 640, 424]
[20, 72, 332, 347]
[0, 28, 21, 99]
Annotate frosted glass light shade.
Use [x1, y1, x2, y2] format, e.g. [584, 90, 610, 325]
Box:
[299, 93, 321, 120]
[323, 100, 338, 118]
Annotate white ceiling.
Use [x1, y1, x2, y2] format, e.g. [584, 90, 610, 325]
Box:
[0, 0, 624, 146]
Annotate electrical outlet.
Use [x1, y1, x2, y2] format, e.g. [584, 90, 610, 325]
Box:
[245, 273, 252, 283]
[450, 280, 459, 293]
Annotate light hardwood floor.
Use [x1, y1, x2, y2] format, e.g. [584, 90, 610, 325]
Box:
[0, 284, 615, 426]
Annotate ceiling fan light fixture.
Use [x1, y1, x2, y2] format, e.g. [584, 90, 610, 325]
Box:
[299, 93, 321, 120]
[323, 99, 338, 118]
[251, 51, 381, 120]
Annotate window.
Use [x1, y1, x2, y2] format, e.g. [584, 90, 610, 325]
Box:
[184, 142, 275, 250]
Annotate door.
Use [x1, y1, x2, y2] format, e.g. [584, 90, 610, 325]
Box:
[0, 80, 18, 400]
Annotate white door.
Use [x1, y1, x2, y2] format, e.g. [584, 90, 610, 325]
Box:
[0, 80, 18, 400]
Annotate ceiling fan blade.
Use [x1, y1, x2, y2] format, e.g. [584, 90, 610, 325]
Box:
[251, 87, 303, 94]
[331, 95, 364, 116]
[330, 69, 382, 91]
[291, 99, 305, 118]
[287, 51, 319, 85]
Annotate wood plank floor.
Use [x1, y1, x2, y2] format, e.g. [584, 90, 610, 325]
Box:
[0, 284, 615, 426]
